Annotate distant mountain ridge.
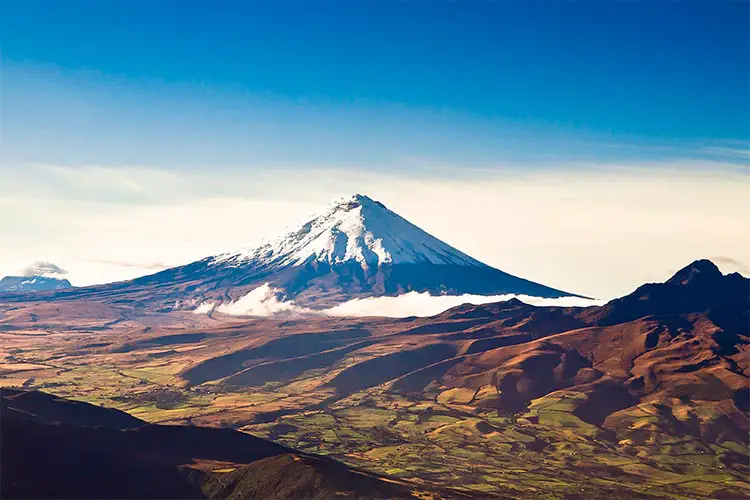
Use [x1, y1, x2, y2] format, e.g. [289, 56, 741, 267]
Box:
[591, 259, 749, 333]
[0, 194, 579, 311]
[0, 275, 71, 292]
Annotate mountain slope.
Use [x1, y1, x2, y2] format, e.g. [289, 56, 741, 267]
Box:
[0, 194, 578, 311]
[1, 259, 747, 498]
[213, 194, 486, 269]
[386, 260, 749, 459]
[588, 259, 749, 334]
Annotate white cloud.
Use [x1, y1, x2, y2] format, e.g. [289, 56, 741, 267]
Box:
[214, 283, 312, 316]
[195, 283, 605, 319]
[20, 260, 68, 277]
[322, 291, 605, 318]
[192, 301, 217, 315]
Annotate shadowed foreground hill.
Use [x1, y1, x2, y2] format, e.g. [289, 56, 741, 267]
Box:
[0, 389, 415, 499]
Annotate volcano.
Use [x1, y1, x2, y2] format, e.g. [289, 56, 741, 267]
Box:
[0, 194, 580, 311]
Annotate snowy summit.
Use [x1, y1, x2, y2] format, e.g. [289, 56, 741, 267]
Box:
[213, 194, 485, 271]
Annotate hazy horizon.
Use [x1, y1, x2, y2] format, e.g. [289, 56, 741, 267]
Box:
[1, 1, 748, 299]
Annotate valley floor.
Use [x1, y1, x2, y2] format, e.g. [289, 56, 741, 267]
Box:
[1, 300, 747, 500]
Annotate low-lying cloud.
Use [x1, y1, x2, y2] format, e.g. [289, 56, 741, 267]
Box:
[21, 260, 68, 277]
[193, 283, 606, 319]
[324, 291, 606, 317]
[215, 283, 313, 316]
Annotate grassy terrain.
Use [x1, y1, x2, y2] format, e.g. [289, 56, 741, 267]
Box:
[0, 303, 747, 500]
[2, 341, 747, 500]
[241, 388, 748, 499]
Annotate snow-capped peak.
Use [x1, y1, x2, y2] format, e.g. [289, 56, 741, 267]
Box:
[212, 194, 487, 270]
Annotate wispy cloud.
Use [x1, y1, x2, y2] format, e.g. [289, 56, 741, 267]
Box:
[26, 164, 185, 203]
[710, 256, 749, 275]
[88, 259, 169, 270]
[700, 147, 750, 163]
[20, 260, 68, 277]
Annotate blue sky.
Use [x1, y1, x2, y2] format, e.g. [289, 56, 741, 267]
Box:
[0, 1, 748, 295]
[1, 1, 748, 170]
